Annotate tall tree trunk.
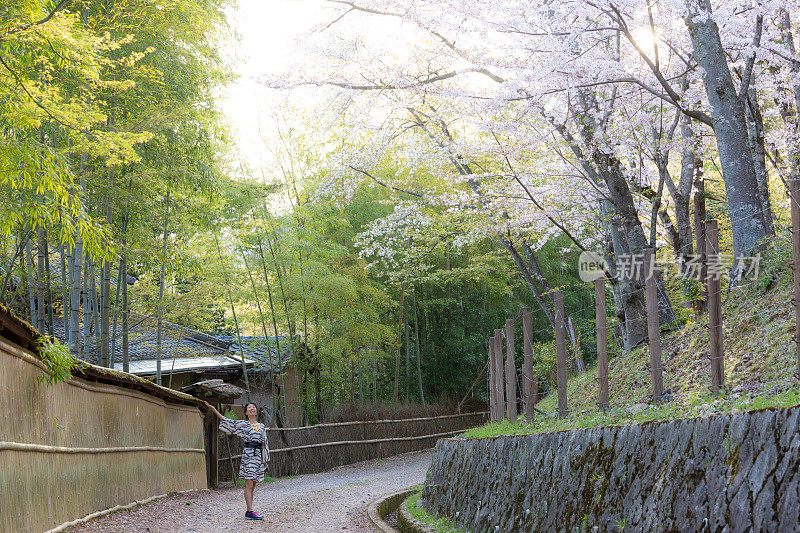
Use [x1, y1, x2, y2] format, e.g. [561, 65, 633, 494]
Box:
[658, 117, 699, 309]
[372, 345, 378, 401]
[0, 233, 25, 302]
[59, 244, 69, 342]
[603, 158, 676, 330]
[602, 199, 648, 349]
[404, 316, 411, 403]
[412, 288, 426, 407]
[213, 232, 251, 397]
[675, 117, 697, 257]
[256, 238, 286, 420]
[684, 1, 768, 259]
[744, 89, 776, 239]
[693, 174, 708, 314]
[155, 190, 170, 385]
[70, 154, 87, 358]
[110, 263, 122, 368]
[91, 260, 100, 363]
[121, 212, 130, 373]
[25, 234, 37, 330]
[36, 227, 46, 332]
[243, 247, 279, 415]
[101, 112, 115, 366]
[394, 282, 404, 403]
[43, 230, 53, 336]
[358, 347, 364, 405]
[265, 232, 294, 416]
[91, 258, 100, 350]
[100, 246, 111, 366]
[70, 233, 82, 358]
[777, 10, 800, 288]
[83, 252, 92, 358]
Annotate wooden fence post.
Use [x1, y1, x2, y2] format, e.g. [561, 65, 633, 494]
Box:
[553, 289, 569, 418]
[203, 406, 219, 489]
[505, 318, 517, 421]
[488, 336, 497, 421]
[493, 330, 506, 419]
[706, 219, 724, 394]
[790, 177, 800, 379]
[693, 173, 708, 314]
[594, 278, 609, 410]
[645, 248, 664, 403]
[521, 307, 536, 421]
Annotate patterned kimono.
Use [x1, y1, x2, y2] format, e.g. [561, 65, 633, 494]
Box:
[219, 418, 270, 482]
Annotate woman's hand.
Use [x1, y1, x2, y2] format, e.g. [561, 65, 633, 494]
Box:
[202, 400, 224, 420]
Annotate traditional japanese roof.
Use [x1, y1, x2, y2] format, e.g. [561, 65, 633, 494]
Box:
[180, 379, 245, 401]
[52, 312, 231, 366]
[46, 309, 313, 380]
[217, 335, 296, 373]
[109, 353, 255, 376]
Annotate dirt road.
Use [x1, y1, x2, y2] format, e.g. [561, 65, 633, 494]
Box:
[67, 450, 432, 532]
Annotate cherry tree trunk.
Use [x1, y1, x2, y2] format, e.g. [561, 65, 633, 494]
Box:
[685, 0, 768, 259]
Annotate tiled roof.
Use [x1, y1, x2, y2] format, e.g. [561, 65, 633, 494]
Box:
[52, 313, 230, 366]
[52, 315, 297, 377]
[109, 354, 254, 376]
[217, 335, 295, 372]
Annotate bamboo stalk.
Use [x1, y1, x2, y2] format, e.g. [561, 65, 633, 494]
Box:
[212, 231, 250, 396]
[25, 233, 37, 330]
[412, 288, 426, 407]
[36, 227, 46, 332]
[155, 190, 170, 385]
[42, 229, 54, 336]
[394, 281, 404, 403]
[255, 238, 284, 419]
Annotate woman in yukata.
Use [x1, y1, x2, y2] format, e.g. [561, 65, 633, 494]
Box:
[204, 400, 270, 520]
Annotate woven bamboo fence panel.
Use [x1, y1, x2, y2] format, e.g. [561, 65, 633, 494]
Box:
[218, 411, 487, 480]
[0, 337, 206, 533]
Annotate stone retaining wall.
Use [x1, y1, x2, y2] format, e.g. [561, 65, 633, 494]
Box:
[421, 405, 800, 532]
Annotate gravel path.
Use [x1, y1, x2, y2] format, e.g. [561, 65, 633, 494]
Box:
[68, 450, 432, 533]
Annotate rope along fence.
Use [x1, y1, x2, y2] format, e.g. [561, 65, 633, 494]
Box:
[218, 411, 488, 479]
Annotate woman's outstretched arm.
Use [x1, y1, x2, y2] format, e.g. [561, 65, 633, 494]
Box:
[202, 400, 225, 421]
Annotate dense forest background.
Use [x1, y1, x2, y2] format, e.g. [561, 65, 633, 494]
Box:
[3, 0, 799, 423]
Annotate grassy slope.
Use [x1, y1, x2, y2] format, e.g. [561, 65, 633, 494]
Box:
[465, 246, 799, 439]
[405, 490, 465, 533]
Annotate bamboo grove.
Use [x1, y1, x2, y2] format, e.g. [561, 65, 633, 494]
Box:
[7, 1, 800, 426]
[1, 1, 567, 424]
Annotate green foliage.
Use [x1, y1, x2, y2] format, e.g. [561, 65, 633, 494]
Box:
[404, 490, 465, 533]
[37, 337, 84, 386]
[756, 228, 793, 292]
[464, 264, 800, 439]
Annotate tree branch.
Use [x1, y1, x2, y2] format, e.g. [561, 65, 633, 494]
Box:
[0, 0, 70, 39]
[348, 166, 423, 197]
[738, 14, 763, 101]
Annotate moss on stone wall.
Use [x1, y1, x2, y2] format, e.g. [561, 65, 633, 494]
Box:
[422, 404, 800, 532]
